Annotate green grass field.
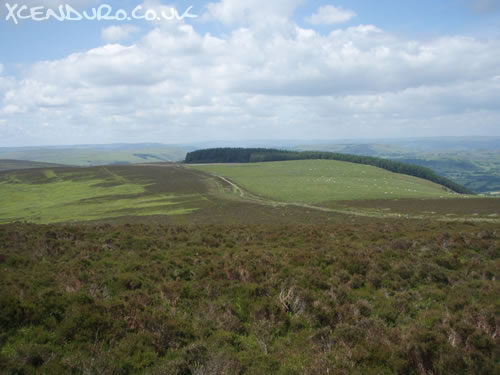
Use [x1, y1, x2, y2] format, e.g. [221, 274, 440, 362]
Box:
[192, 160, 461, 203]
[0, 166, 206, 224]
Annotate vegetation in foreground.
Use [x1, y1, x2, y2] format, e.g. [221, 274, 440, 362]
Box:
[0, 221, 498, 374]
[192, 160, 461, 203]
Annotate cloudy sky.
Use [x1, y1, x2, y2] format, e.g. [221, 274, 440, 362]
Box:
[0, 0, 499, 146]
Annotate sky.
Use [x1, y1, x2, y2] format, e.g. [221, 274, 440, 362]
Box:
[0, 0, 499, 146]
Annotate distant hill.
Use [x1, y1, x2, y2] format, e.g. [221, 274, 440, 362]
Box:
[380, 136, 500, 152]
[295, 136, 500, 153]
[0, 144, 188, 166]
[181, 136, 500, 152]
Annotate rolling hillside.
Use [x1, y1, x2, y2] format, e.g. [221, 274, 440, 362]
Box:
[0, 164, 350, 225]
[184, 148, 472, 194]
[0, 162, 496, 225]
[191, 160, 461, 203]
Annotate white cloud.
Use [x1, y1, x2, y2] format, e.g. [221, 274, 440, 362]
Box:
[1, 2, 500, 145]
[0, 69, 16, 108]
[2, 104, 25, 115]
[101, 25, 141, 43]
[306, 5, 356, 25]
[203, 0, 305, 26]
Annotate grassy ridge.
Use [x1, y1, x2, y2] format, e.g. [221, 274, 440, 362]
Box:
[185, 148, 473, 194]
[192, 160, 459, 203]
[0, 222, 497, 373]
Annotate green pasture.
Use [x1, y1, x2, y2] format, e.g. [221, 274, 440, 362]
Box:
[192, 160, 461, 203]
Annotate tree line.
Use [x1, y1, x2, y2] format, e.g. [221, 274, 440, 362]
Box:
[184, 148, 474, 195]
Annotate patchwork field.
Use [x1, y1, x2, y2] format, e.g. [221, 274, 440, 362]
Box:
[0, 165, 210, 224]
[191, 160, 462, 203]
[1, 161, 497, 225]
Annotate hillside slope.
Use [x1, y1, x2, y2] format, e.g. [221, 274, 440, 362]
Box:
[185, 148, 473, 194]
[191, 160, 461, 203]
[0, 163, 495, 225]
[294, 144, 500, 194]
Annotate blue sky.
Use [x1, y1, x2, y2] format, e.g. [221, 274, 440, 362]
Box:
[0, 0, 499, 146]
[2, 0, 500, 72]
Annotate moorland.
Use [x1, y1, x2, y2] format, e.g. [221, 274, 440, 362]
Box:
[0, 148, 498, 374]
